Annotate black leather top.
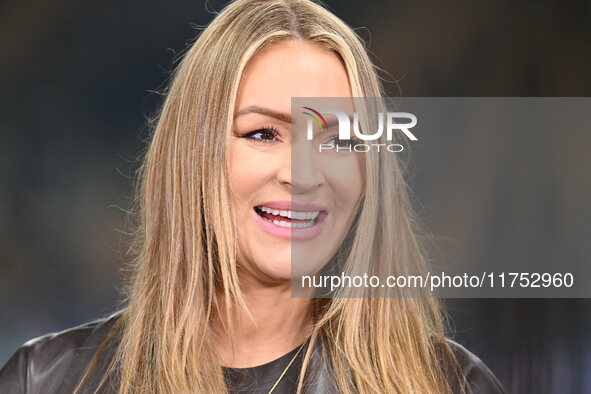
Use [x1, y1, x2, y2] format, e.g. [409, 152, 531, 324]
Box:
[0, 311, 507, 393]
[222, 339, 309, 393]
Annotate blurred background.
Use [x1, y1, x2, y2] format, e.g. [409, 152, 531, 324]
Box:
[1, 0, 590, 392]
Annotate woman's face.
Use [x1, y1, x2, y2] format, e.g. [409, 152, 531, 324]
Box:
[229, 39, 363, 284]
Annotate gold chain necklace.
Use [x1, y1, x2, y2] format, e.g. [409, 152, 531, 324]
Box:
[267, 342, 306, 394]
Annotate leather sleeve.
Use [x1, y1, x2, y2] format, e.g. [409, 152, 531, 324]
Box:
[448, 340, 508, 394]
[0, 344, 28, 393]
[463, 356, 507, 394]
[0, 332, 82, 394]
[0, 312, 123, 394]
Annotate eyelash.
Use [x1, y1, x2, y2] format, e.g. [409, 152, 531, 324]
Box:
[239, 128, 361, 147]
[242, 126, 280, 144]
[326, 134, 360, 147]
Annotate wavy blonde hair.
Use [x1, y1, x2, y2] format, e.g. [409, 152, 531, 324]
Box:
[76, 0, 463, 392]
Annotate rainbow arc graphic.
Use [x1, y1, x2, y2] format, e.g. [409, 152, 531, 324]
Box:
[302, 107, 328, 130]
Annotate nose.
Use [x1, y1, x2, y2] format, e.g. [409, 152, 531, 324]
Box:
[277, 140, 324, 194]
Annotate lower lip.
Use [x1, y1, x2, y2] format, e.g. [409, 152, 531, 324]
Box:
[252, 208, 327, 240]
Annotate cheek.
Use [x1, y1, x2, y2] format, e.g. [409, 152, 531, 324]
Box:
[228, 143, 260, 204]
[328, 156, 364, 208]
[228, 142, 280, 214]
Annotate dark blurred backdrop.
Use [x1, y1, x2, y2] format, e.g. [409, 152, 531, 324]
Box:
[1, 1, 590, 393]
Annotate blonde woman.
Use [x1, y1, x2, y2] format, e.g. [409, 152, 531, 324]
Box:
[0, 0, 506, 393]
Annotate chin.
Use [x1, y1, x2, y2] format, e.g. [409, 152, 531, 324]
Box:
[262, 259, 292, 281]
[250, 244, 291, 277]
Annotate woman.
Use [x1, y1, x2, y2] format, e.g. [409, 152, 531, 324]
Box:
[0, 0, 506, 393]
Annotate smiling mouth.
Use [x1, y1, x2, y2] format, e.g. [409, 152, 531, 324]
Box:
[254, 205, 320, 228]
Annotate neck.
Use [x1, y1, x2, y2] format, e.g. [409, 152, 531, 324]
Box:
[213, 276, 314, 368]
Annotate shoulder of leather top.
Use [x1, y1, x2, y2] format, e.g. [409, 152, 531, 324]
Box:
[447, 339, 508, 394]
[0, 310, 124, 393]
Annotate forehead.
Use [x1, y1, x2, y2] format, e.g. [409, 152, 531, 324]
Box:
[235, 40, 352, 114]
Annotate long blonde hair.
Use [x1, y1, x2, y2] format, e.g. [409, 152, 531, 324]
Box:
[76, 0, 462, 392]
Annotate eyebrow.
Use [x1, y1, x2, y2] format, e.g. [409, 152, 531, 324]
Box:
[234, 105, 340, 128]
[234, 105, 291, 123]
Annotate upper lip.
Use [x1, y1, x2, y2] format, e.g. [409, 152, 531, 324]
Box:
[255, 200, 327, 212]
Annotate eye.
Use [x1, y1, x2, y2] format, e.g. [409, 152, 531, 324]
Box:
[242, 126, 280, 144]
[326, 134, 355, 149]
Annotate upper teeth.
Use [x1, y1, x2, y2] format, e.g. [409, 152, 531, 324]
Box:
[259, 206, 320, 220]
